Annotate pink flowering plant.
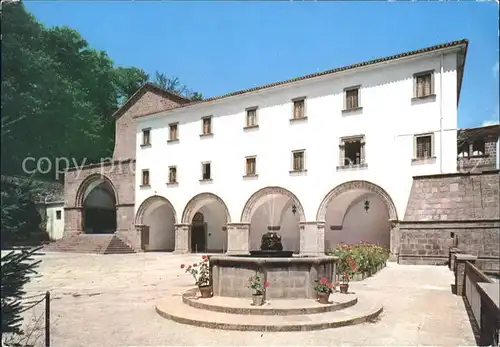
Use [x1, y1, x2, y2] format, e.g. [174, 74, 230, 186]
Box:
[248, 274, 270, 295]
[314, 276, 334, 294]
[180, 255, 211, 287]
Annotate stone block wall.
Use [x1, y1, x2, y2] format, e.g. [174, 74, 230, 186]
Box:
[113, 88, 187, 161]
[404, 170, 499, 222]
[399, 170, 500, 267]
[64, 160, 135, 239]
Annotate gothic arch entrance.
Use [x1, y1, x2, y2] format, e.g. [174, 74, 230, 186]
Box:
[76, 174, 118, 234]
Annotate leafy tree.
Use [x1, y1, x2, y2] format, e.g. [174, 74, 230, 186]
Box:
[1, 1, 202, 179]
[0, 176, 46, 249]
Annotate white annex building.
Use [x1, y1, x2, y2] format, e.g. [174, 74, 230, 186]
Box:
[131, 40, 468, 257]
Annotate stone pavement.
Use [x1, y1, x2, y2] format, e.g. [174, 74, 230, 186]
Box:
[20, 252, 476, 347]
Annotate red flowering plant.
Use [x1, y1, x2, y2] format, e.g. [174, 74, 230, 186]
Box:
[313, 276, 334, 294]
[180, 255, 211, 287]
[248, 274, 270, 296]
[338, 257, 358, 284]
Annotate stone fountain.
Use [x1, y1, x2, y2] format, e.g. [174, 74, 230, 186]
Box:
[155, 228, 383, 332]
[209, 229, 336, 299]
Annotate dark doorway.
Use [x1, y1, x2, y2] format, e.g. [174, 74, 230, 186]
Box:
[191, 225, 206, 253]
[191, 212, 206, 253]
[82, 181, 116, 234]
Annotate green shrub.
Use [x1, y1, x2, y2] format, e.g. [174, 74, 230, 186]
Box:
[328, 243, 390, 275]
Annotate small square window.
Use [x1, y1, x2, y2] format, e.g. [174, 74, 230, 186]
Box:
[202, 117, 212, 135]
[415, 135, 433, 159]
[168, 166, 177, 184]
[142, 170, 150, 186]
[169, 123, 178, 141]
[201, 162, 211, 180]
[142, 129, 151, 146]
[245, 157, 256, 176]
[414, 72, 433, 98]
[292, 150, 305, 171]
[293, 99, 305, 119]
[246, 108, 257, 127]
[345, 88, 359, 110]
[56, 210, 62, 220]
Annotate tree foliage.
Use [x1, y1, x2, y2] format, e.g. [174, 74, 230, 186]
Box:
[1, 1, 202, 179]
[0, 176, 47, 249]
[0, 246, 42, 342]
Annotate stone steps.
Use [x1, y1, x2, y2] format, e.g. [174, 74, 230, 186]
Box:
[155, 289, 383, 332]
[182, 288, 358, 315]
[44, 235, 135, 254]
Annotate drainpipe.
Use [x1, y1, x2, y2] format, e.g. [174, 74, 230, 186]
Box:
[439, 53, 444, 174]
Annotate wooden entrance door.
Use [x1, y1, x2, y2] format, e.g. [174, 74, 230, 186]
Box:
[191, 225, 206, 253]
[191, 212, 206, 253]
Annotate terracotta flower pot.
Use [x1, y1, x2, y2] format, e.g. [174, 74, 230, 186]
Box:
[317, 291, 330, 304]
[252, 294, 264, 306]
[198, 285, 213, 298]
[339, 283, 349, 294]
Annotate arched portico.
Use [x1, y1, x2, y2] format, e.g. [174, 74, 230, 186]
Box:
[135, 195, 177, 251]
[177, 193, 231, 253]
[316, 180, 399, 256]
[234, 187, 305, 254]
[75, 174, 118, 234]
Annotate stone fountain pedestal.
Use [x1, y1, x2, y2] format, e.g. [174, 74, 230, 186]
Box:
[209, 255, 337, 299]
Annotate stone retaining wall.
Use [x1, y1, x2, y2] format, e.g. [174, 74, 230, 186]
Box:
[400, 170, 500, 267]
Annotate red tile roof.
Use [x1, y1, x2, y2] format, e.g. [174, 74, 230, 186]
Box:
[134, 39, 468, 119]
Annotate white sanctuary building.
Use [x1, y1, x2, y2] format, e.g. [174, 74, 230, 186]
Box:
[133, 39, 468, 257]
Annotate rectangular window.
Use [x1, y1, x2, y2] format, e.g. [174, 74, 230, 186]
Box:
[415, 135, 433, 159]
[202, 162, 211, 180]
[168, 166, 177, 183]
[293, 98, 305, 119]
[56, 210, 62, 220]
[202, 117, 212, 135]
[246, 108, 257, 127]
[345, 88, 359, 110]
[142, 129, 151, 146]
[414, 72, 433, 98]
[245, 157, 256, 176]
[169, 123, 178, 141]
[339, 136, 366, 167]
[292, 150, 305, 171]
[142, 169, 150, 186]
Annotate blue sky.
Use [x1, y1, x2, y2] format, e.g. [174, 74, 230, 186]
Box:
[25, 1, 499, 129]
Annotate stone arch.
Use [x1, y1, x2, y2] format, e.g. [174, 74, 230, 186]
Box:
[240, 186, 306, 223]
[75, 174, 119, 208]
[135, 195, 178, 226]
[316, 180, 398, 222]
[181, 192, 231, 224]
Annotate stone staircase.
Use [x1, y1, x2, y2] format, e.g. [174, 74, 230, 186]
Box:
[44, 234, 135, 254]
[155, 287, 383, 332]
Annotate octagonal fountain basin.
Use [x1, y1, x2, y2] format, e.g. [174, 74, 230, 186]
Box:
[209, 255, 337, 300]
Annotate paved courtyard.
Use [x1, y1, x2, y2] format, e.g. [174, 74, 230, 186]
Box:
[20, 252, 476, 347]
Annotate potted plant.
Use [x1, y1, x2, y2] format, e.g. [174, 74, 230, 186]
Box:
[338, 257, 358, 293]
[313, 277, 334, 304]
[248, 274, 270, 306]
[181, 255, 212, 298]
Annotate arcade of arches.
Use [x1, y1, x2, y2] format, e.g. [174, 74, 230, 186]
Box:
[132, 181, 399, 256]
